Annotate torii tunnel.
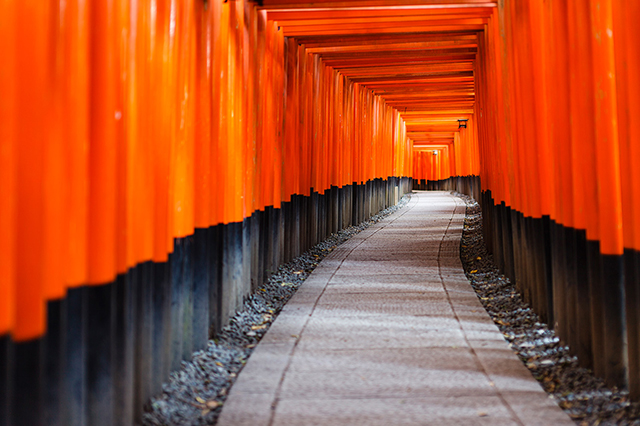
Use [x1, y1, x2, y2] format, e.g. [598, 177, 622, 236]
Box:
[1, 0, 639, 424]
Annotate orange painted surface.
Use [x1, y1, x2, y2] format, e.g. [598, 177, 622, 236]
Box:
[0, 0, 442, 340]
[210, 0, 225, 227]
[590, 0, 623, 256]
[529, 0, 555, 220]
[87, 0, 118, 285]
[42, 1, 67, 300]
[546, 0, 573, 229]
[567, 0, 595, 235]
[0, 0, 16, 335]
[194, 1, 212, 229]
[115, 0, 130, 273]
[3, 0, 638, 340]
[613, 0, 640, 252]
[14, 2, 49, 340]
[64, 0, 90, 285]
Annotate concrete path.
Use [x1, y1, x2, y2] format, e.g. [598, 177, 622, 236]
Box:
[218, 191, 574, 426]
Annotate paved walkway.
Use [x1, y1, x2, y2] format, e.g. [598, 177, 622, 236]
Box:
[218, 192, 573, 426]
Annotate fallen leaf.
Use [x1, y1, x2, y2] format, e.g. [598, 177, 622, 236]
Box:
[470, 269, 478, 273]
[206, 400, 220, 409]
[201, 409, 211, 416]
[477, 256, 482, 260]
[196, 396, 206, 404]
[251, 325, 266, 330]
[478, 412, 488, 417]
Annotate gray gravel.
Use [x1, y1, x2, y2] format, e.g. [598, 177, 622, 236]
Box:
[141, 195, 410, 426]
[457, 192, 640, 426]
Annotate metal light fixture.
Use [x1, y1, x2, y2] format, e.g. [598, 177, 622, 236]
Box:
[458, 119, 468, 129]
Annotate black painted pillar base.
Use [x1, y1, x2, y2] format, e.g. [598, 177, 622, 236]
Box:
[153, 262, 171, 393]
[627, 249, 640, 398]
[170, 239, 185, 372]
[550, 220, 567, 340]
[182, 236, 195, 362]
[44, 298, 67, 426]
[13, 338, 44, 426]
[501, 204, 515, 281]
[65, 286, 87, 426]
[575, 230, 593, 371]
[113, 273, 134, 426]
[588, 239, 606, 379]
[521, 215, 534, 308]
[309, 191, 319, 249]
[241, 216, 252, 303]
[193, 228, 210, 353]
[209, 224, 223, 337]
[564, 226, 579, 358]
[222, 223, 242, 331]
[540, 216, 554, 327]
[86, 284, 113, 426]
[133, 262, 153, 420]
[601, 254, 627, 388]
[0, 334, 11, 426]
[250, 211, 261, 293]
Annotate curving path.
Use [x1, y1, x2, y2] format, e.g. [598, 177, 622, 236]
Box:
[217, 191, 574, 426]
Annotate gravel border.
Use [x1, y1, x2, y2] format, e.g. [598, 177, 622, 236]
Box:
[456, 192, 640, 426]
[141, 195, 411, 426]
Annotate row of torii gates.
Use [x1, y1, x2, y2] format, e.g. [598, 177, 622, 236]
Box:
[1, 0, 640, 425]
